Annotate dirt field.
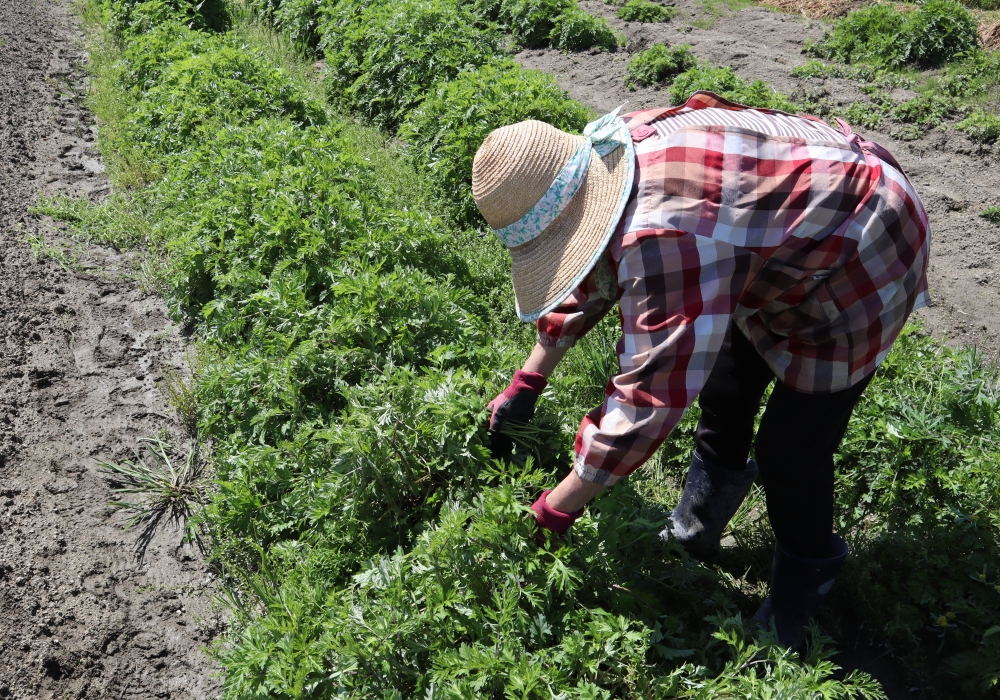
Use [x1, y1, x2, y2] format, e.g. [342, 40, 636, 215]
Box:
[0, 2, 220, 698]
[518, 0, 1000, 355]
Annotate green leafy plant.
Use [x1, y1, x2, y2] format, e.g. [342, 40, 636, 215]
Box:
[670, 65, 797, 111]
[501, 0, 576, 47]
[955, 109, 1000, 144]
[982, 205, 1000, 225]
[892, 92, 955, 127]
[625, 43, 696, 88]
[323, 0, 503, 130]
[616, 0, 676, 23]
[810, 0, 979, 69]
[401, 59, 592, 226]
[121, 38, 326, 156]
[549, 6, 621, 51]
[102, 0, 229, 35]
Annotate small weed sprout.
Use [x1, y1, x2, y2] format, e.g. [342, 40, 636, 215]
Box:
[982, 205, 1000, 225]
[99, 438, 207, 561]
[158, 347, 208, 437]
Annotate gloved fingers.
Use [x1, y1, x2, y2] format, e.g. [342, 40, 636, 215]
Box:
[488, 429, 514, 460]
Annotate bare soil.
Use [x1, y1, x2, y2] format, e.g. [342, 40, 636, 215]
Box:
[518, 0, 1000, 356]
[0, 2, 220, 698]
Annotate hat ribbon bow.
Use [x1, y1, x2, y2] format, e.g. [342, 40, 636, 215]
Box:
[492, 106, 630, 249]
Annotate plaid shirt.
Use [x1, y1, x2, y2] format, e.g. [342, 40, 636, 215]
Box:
[538, 92, 930, 486]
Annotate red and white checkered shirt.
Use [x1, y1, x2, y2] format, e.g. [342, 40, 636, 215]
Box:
[537, 92, 930, 485]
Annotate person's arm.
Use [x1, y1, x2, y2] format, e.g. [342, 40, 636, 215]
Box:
[487, 259, 618, 453]
[521, 342, 569, 378]
[533, 233, 750, 532]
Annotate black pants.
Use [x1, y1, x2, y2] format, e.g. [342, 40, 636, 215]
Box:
[694, 324, 873, 558]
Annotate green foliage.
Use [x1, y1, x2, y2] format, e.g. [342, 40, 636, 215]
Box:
[401, 60, 592, 226]
[955, 109, 1000, 144]
[79, 0, 1000, 696]
[616, 0, 676, 23]
[844, 101, 888, 130]
[983, 205, 1000, 225]
[501, 0, 576, 47]
[99, 438, 206, 557]
[216, 455, 888, 698]
[832, 328, 1000, 695]
[244, 0, 322, 48]
[893, 92, 955, 127]
[670, 65, 797, 111]
[962, 0, 1000, 7]
[101, 0, 229, 35]
[549, 7, 622, 51]
[810, 0, 979, 68]
[625, 43, 696, 88]
[120, 38, 326, 157]
[322, 0, 503, 130]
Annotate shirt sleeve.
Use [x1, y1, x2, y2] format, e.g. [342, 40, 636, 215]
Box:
[536, 253, 619, 348]
[573, 231, 752, 486]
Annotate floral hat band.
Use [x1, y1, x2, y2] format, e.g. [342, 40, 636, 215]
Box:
[491, 106, 630, 249]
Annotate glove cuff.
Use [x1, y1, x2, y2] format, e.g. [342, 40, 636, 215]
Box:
[531, 490, 584, 534]
[504, 370, 546, 398]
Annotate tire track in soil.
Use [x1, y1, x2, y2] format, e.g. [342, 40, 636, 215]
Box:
[518, 0, 1000, 356]
[0, 2, 221, 699]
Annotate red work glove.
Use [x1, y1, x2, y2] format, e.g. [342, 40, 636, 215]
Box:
[531, 490, 585, 534]
[487, 370, 546, 459]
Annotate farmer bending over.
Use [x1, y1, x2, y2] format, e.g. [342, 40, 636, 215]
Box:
[477, 91, 929, 648]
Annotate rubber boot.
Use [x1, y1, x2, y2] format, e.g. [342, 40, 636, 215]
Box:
[661, 450, 759, 561]
[752, 534, 848, 649]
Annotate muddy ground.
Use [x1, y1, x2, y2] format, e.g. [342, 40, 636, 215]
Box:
[0, 2, 220, 699]
[519, 0, 1000, 355]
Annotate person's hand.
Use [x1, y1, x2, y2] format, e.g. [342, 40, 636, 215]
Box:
[487, 370, 547, 459]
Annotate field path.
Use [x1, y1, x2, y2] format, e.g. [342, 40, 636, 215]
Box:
[519, 0, 1000, 354]
[0, 2, 220, 699]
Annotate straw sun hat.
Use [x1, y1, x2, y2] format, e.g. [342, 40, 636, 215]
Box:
[472, 108, 635, 322]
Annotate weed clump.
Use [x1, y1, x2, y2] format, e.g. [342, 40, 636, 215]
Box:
[893, 93, 955, 127]
[955, 109, 1000, 144]
[625, 43, 696, 88]
[499, 0, 575, 47]
[982, 205, 1000, 224]
[549, 7, 622, 50]
[810, 0, 979, 68]
[616, 0, 677, 22]
[401, 60, 592, 226]
[671, 65, 797, 111]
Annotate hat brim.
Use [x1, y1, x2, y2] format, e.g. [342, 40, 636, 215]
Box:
[510, 139, 635, 322]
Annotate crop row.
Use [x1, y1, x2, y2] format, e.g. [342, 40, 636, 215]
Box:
[62, 0, 1000, 696]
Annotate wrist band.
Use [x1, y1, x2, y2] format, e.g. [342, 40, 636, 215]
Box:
[531, 490, 584, 534]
